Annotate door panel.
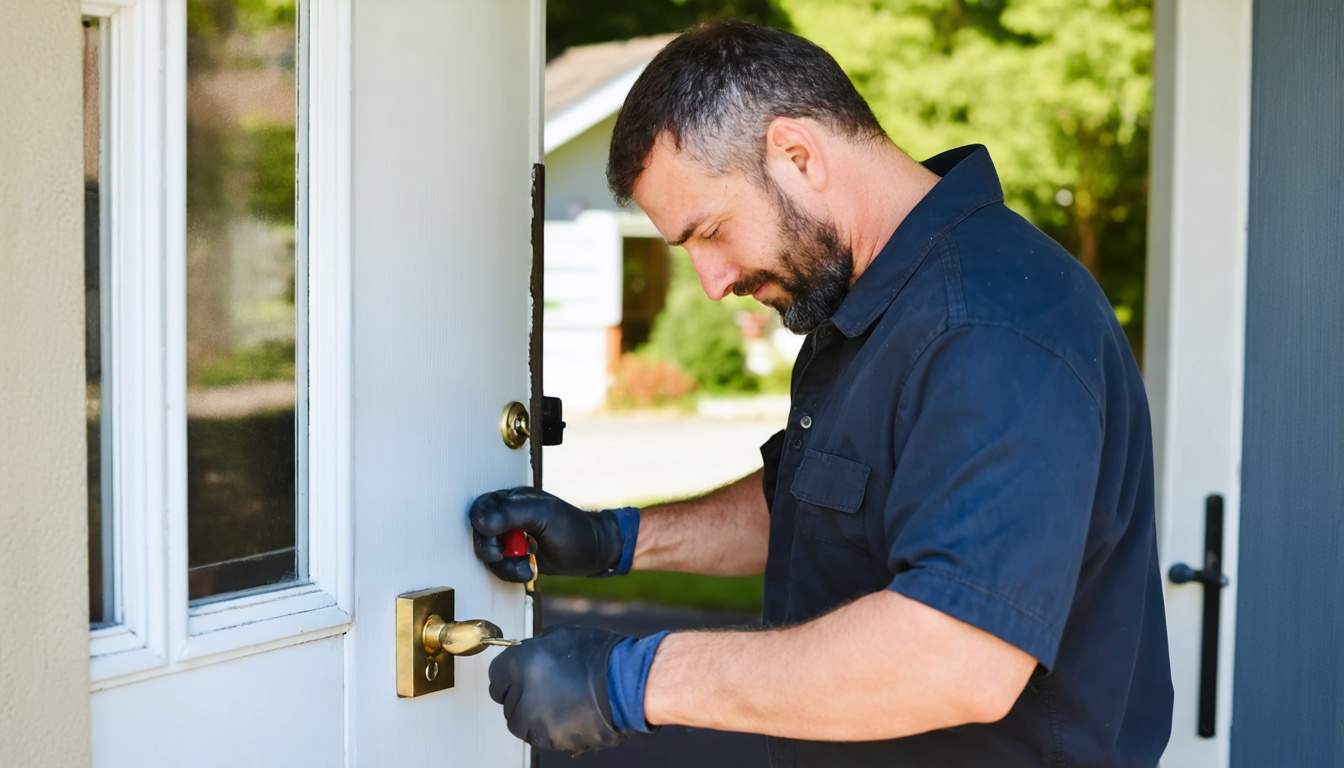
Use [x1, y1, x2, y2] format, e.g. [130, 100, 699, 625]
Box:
[348, 0, 535, 764]
[92, 638, 344, 765]
[1231, 1, 1344, 764]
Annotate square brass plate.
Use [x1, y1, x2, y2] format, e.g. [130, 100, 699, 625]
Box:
[396, 587, 454, 697]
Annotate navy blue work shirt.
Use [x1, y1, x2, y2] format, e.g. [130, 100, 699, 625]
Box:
[758, 145, 1173, 766]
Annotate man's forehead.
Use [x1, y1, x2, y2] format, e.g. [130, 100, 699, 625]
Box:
[631, 137, 736, 240]
[632, 136, 705, 198]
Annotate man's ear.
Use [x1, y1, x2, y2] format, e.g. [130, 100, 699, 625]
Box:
[765, 117, 827, 193]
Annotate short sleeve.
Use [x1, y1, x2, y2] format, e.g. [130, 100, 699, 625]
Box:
[884, 325, 1102, 670]
[760, 428, 787, 513]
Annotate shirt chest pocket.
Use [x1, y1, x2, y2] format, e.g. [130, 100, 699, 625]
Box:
[788, 448, 872, 552]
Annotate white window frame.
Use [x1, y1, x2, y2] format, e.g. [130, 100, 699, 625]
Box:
[88, 0, 353, 688]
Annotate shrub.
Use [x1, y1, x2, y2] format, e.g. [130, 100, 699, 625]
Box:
[608, 353, 698, 409]
[640, 253, 758, 392]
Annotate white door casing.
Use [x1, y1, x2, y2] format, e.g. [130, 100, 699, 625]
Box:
[88, 1, 541, 765]
[1144, 0, 1253, 765]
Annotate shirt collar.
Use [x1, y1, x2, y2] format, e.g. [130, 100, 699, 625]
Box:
[828, 144, 1004, 338]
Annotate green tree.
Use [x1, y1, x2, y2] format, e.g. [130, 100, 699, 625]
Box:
[547, 0, 792, 59]
[781, 0, 1153, 353]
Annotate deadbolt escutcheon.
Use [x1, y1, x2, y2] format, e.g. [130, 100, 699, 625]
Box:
[396, 587, 456, 697]
[396, 588, 519, 698]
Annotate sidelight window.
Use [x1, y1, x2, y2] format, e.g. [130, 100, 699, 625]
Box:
[85, 0, 351, 686]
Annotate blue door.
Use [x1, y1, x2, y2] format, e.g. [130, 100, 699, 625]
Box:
[1232, 1, 1344, 764]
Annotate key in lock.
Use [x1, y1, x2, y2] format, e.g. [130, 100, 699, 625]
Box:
[395, 587, 523, 697]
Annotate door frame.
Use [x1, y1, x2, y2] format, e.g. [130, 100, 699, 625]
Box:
[1144, 0, 1254, 764]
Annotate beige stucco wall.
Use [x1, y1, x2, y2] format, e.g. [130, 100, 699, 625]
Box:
[0, 2, 93, 767]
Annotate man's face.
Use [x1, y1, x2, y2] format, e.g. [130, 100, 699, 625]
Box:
[631, 137, 853, 334]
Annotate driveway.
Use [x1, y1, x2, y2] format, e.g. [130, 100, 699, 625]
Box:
[543, 399, 788, 508]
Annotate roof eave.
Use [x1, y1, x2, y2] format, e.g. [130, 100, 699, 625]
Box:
[543, 64, 645, 155]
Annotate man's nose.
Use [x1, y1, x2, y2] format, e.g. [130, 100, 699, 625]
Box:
[689, 249, 740, 301]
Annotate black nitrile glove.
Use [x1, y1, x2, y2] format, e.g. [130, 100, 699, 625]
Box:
[488, 625, 669, 756]
[469, 487, 638, 582]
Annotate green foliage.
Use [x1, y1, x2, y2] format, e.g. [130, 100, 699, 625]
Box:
[546, 0, 792, 59]
[640, 252, 758, 393]
[188, 0, 296, 47]
[781, 0, 1153, 354]
[543, 571, 764, 614]
[245, 123, 297, 226]
[193, 340, 295, 387]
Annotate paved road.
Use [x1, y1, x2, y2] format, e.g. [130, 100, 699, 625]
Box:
[544, 405, 787, 509]
[535, 597, 769, 768]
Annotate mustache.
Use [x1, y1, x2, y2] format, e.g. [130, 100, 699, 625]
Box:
[731, 270, 779, 297]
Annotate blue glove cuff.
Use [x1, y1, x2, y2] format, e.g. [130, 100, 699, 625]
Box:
[606, 630, 670, 733]
[604, 506, 640, 576]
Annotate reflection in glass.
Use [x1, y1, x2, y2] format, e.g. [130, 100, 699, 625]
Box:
[84, 15, 115, 628]
[186, 0, 305, 602]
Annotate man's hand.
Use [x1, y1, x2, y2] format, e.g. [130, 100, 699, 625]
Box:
[488, 626, 627, 755]
[469, 487, 632, 582]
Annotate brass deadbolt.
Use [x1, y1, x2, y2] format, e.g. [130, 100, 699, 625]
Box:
[499, 401, 531, 449]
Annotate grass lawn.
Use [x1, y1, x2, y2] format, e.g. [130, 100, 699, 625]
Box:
[541, 571, 763, 615]
[533, 491, 767, 615]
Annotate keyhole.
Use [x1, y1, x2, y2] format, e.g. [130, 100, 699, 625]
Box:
[424, 660, 439, 682]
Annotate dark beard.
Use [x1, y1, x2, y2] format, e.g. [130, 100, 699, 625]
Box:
[732, 177, 853, 334]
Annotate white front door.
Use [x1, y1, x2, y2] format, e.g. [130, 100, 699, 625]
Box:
[86, 1, 541, 765]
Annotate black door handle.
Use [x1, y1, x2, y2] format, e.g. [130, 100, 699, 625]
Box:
[1168, 562, 1228, 588]
[1168, 493, 1229, 739]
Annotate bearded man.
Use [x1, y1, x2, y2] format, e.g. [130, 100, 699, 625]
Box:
[470, 20, 1173, 767]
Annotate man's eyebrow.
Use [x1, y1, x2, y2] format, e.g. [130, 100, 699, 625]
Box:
[667, 217, 704, 247]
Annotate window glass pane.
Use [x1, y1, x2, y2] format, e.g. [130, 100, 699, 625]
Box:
[84, 15, 115, 628]
[186, 0, 305, 602]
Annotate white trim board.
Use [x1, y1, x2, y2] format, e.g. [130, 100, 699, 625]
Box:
[1143, 0, 1253, 764]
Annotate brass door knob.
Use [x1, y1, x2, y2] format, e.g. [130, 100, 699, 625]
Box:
[500, 401, 530, 449]
[422, 616, 519, 656]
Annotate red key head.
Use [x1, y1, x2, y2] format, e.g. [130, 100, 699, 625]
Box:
[501, 529, 529, 558]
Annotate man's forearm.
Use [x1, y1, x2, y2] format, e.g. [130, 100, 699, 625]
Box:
[631, 469, 770, 576]
[641, 590, 1036, 740]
